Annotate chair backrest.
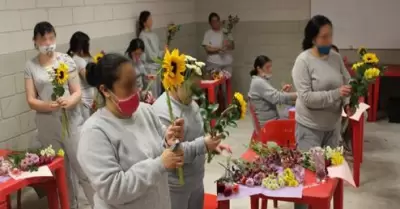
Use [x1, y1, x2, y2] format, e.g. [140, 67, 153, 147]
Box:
[247, 99, 261, 134]
[259, 119, 296, 148]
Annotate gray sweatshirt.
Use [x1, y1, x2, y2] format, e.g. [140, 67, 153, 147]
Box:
[292, 49, 350, 131]
[248, 75, 295, 126]
[77, 103, 206, 209]
[152, 92, 206, 191]
[139, 31, 164, 73]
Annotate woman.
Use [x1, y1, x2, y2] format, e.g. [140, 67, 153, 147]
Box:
[152, 73, 231, 209]
[67, 31, 95, 120]
[137, 11, 164, 97]
[248, 55, 297, 127]
[24, 21, 89, 209]
[125, 38, 155, 103]
[291, 15, 352, 209]
[77, 53, 223, 209]
[202, 12, 234, 76]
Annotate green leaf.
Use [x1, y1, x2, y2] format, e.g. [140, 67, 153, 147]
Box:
[51, 93, 57, 101]
[208, 104, 219, 113]
[227, 120, 237, 128]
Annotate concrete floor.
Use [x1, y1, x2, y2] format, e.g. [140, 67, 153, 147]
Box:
[10, 115, 400, 208]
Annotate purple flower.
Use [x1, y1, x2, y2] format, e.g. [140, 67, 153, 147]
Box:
[245, 178, 255, 187]
[31, 154, 40, 164]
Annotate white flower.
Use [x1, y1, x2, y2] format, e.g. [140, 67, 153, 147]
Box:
[195, 61, 205, 68]
[186, 64, 196, 69]
[185, 55, 197, 62]
[222, 28, 228, 33]
[194, 66, 202, 76]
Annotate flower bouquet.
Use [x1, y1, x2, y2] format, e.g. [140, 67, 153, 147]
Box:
[221, 15, 239, 50]
[349, 47, 386, 109]
[47, 62, 70, 139]
[302, 146, 345, 172]
[166, 23, 181, 46]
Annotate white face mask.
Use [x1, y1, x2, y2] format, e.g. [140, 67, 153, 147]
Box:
[264, 73, 272, 79]
[38, 44, 56, 54]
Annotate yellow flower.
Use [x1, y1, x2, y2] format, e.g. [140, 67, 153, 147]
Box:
[362, 53, 379, 64]
[351, 62, 364, 71]
[93, 51, 105, 64]
[233, 92, 247, 119]
[364, 67, 381, 80]
[57, 149, 65, 157]
[162, 49, 186, 90]
[330, 151, 344, 166]
[55, 62, 69, 85]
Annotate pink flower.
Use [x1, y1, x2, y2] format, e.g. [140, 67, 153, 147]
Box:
[245, 178, 255, 187]
[20, 159, 28, 170]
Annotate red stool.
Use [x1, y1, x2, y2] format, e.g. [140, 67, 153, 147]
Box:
[203, 193, 217, 209]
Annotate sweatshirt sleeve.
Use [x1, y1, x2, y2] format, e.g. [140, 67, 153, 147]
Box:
[339, 56, 351, 106]
[253, 78, 294, 105]
[292, 58, 341, 109]
[77, 128, 166, 205]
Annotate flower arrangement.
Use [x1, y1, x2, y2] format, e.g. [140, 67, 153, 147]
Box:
[0, 145, 64, 177]
[47, 62, 70, 139]
[302, 146, 345, 172]
[166, 23, 181, 46]
[222, 15, 240, 40]
[349, 47, 386, 109]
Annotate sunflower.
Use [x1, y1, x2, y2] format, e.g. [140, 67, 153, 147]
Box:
[93, 51, 105, 64]
[55, 62, 69, 85]
[364, 67, 380, 80]
[362, 52, 379, 64]
[162, 49, 186, 90]
[233, 92, 247, 119]
[351, 62, 364, 71]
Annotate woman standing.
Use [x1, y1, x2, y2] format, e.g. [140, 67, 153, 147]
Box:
[291, 15, 352, 209]
[77, 53, 222, 209]
[67, 31, 95, 121]
[152, 73, 231, 209]
[24, 22, 90, 209]
[138, 11, 165, 97]
[248, 55, 297, 127]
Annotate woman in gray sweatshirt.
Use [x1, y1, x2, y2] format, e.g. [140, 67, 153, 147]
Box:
[138, 11, 165, 97]
[77, 53, 222, 209]
[152, 75, 231, 209]
[291, 15, 352, 209]
[248, 55, 297, 127]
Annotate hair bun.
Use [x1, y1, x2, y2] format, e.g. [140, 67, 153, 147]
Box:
[86, 62, 99, 87]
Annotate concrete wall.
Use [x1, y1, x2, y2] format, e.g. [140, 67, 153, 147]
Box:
[0, 0, 197, 149]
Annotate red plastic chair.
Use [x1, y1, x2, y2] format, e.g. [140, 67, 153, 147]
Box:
[203, 193, 217, 209]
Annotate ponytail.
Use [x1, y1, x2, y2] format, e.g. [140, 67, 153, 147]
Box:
[249, 69, 257, 76]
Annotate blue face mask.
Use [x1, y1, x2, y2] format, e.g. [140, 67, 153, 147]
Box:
[317, 45, 331, 55]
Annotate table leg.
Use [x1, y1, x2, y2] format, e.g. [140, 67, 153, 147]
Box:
[225, 78, 232, 105]
[360, 114, 364, 163]
[367, 84, 374, 122]
[218, 200, 230, 209]
[372, 77, 381, 122]
[55, 166, 70, 209]
[44, 182, 60, 209]
[250, 195, 259, 209]
[6, 196, 10, 209]
[351, 119, 361, 187]
[333, 180, 344, 209]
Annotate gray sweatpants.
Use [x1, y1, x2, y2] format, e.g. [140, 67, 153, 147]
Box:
[170, 183, 204, 209]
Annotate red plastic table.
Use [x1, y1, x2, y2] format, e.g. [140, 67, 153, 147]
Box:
[219, 150, 343, 209]
[0, 150, 70, 209]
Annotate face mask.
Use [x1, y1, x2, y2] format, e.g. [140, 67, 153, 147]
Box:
[316, 45, 331, 55]
[38, 44, 56, 54]
[111, 91, 140, 116]
[263, 74, 272, 79]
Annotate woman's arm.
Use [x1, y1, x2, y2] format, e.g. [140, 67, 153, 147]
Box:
[252, 78, 296, 105]
[292, 58, 341, 109]
[77, 128, 165, 205]
[25, 78, 55, 112]
[202, 31, 221, 54]
[64, 56, 82, 108]
[140, 34, 161, 62]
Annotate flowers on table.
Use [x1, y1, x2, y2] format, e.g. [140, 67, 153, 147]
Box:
[349, 47, 385, 109]
[47, 62, 70, 139]
[302, 146, 345, 172]
[166, 23, 181, 46]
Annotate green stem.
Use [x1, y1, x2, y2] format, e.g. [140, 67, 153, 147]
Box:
[143, 67, 163, 93]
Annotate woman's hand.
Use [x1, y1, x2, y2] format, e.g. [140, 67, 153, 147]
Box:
[204, 134, 224, 151]
[165, 118, 185, 146]
[48, 101, 60, 111]
[282, 84, 292, 92]
[161, 148, 184, 169]
[339, 85, 352, 97]
[344, 105, 355, 117]
[146, 74, 156, 80]
[144, 91, 155, 104]
[214, 144, 232, 154]
[56, 97, 74, 110]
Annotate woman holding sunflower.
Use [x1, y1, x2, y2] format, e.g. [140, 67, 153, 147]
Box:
[24, 22, 91, 209]
[152, 49, 231, 209]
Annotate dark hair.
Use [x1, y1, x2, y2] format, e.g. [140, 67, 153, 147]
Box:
[125, 38, 145, 59]
[208, 12, 220, 24]
[33, 21, 56, 39]
[86, 53, 131, 98]
[331, 44, 339, 52]
[137, 11, 151, 37]
[67, 31, 91, 57]
[250, 55, 272, 76]
[302, 15, 332, 50]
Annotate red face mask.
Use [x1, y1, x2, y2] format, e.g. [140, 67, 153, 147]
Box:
[111, 92, 140, 116]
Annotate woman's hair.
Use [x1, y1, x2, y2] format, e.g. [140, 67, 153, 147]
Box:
[86, 53, 131, 98]
[33, 21, 56, 40]
[302, 15, 332, 50]
[137, 11, 151, 37]
[331, 44, 339, 52]
[250, 55, 272, 76]
[125, 38, 145, 59]
[208, 12, 220, 24]
[67, 31, 91, 57]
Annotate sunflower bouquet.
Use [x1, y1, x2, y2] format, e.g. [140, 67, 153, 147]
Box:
[166, 23, 181, 46]
[47, 62, 70, 139]
[349, 47, 386, 109]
